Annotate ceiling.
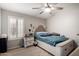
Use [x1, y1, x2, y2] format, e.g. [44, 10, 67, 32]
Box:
[0, 3, 63, 19]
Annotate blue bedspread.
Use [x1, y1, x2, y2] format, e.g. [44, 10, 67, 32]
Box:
[35, 32, 66, 46]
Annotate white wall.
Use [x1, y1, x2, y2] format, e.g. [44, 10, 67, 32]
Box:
[47, 3, 79, 40]
[24, 14, 46, 34]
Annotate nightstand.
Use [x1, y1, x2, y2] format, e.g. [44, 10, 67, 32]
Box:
[23, 36, 34, 48]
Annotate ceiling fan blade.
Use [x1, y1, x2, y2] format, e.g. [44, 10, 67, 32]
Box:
[47, 3, 50, 7]
[32, 8, 40, 9]
[52, 3, 58, 5]
[56, 7, 63, 10]
[40, 11, 44, 14]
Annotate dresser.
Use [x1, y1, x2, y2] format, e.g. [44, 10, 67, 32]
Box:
[0, 37, 7, 53]
[23, 36, 34, 48]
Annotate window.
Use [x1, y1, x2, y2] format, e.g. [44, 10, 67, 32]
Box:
[8, 16, 24, 39]
[8, 16, 17, 39]
[18, 18, 24, 38]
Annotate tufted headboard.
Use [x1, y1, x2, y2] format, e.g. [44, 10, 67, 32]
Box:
[35, 25, 46, 32]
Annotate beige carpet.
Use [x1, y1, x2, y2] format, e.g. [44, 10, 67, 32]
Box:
[0, 46, 51, 56]
[69, 47, 79, 56]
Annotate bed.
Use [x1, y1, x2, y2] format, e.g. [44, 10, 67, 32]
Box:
[34, 25, 76, 56]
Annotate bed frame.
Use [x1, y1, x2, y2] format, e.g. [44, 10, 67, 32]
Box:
[34, 25, 77, 56]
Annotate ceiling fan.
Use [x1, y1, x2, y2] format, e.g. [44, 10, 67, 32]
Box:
[32, 3, 63, 15]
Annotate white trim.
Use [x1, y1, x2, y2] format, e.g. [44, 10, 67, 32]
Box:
[0, 8, 1, 34]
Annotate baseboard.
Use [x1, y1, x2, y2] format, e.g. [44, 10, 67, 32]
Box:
[8, 46, 20, 50]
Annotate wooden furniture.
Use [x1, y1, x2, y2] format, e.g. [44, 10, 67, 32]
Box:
[23, 36, 34, 48]
[0, 37, 7, 53]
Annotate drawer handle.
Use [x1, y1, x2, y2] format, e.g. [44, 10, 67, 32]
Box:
[65, 49, 67, 51]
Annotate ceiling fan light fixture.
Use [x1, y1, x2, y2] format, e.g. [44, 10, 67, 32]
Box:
[51, 7, 55, 10]
[44, 8, 51, 12]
